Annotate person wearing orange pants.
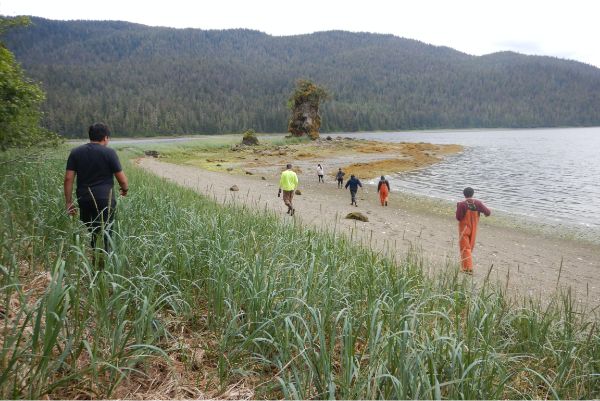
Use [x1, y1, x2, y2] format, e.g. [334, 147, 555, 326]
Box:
[455, 187, 491, 273]
[377, 175, 390, 206]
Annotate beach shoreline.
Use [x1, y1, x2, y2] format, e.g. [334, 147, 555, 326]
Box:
[137, 156, 600, 306]
[366, 187, 600, 247]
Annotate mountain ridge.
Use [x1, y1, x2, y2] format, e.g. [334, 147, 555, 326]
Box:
[3, 17, 600, 137]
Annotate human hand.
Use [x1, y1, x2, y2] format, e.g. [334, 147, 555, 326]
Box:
[66, 202, 77, 216]
[120, 187, 129, 196]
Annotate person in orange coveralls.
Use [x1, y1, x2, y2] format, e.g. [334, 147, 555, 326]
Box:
[377, 175, 390, 206]
[455, 187, 491, 273]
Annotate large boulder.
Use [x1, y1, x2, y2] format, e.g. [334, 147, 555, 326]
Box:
[289, 101, 321, 140]
[241, 129, 259, 146]
[287, 80, 328, 140]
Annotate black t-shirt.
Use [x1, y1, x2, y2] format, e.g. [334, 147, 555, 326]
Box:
[66, 143, 122, 202]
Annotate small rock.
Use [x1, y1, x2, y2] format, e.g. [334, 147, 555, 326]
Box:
[144, 150, 160, 158]
[245, 171, 253, 175]
[326, 136, 332, 140]
[261, 177, 266, 180]
[295, 189, 302, 195]
[216, 164, 221, 167]
[345, 212, 368, 222]
[226, 167, 234, 171]
[230, 185, 239, 191]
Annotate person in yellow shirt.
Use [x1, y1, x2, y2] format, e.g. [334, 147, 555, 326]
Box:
[278, 163, 299, 216]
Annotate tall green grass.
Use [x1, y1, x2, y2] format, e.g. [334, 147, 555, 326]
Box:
[0, 147, 598, 399]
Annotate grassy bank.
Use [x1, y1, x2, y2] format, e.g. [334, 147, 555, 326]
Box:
[1, 147, 599, 399]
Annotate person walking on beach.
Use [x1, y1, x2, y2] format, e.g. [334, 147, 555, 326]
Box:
[345, 174, 362, 207]
[336, 168, 345, 188]
[64, 123, 129, 253]
[278, 163, 299, 215]
[455, 187, 491, 273]
[317, 164, 324, 183]
[377, 175, 390, 206]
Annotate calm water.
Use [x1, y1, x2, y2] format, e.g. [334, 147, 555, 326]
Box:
[332, 128, 600, 239]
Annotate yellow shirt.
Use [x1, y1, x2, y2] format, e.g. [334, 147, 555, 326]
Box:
[279, 169, 298, 191]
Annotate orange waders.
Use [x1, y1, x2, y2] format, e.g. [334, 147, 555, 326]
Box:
[379, 184, 389, 206]
[458, 209, 479, 272]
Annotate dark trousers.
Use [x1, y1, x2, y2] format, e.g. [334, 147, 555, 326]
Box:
[350, 189, 357, 204]
[337, 179, 343, 188]
[79, 198, 116, 252]
[282, 190, 294, 209]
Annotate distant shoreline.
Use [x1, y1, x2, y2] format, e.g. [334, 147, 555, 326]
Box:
[67, 125, 600, 143]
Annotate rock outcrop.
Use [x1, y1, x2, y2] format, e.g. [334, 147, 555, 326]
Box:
[288, 80, 328, 140]
[241, 129, 259, 146]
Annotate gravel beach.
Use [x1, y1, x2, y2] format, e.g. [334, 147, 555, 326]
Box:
[138, 157, 600, 306]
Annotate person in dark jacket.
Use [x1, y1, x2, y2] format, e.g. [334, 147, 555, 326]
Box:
[336, 168, 345, 188]
[377, 175, 390, 206]
[344, 174, 362, 206]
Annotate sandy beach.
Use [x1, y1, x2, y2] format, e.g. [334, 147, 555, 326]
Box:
[138, 156, 600, 306]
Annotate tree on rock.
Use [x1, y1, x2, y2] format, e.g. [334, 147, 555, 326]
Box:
[0, 16, 58, 150]
[241, 129, 259, 145]
[287, 79, 328, 140]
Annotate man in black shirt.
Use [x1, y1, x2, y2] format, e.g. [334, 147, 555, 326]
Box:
[64, 123, 129, 252]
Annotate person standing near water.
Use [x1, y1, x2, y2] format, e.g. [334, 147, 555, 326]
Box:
[64, 123, 129, 252]
[336, 168, 345, 188]
[377, 175, 390, 206]
[317, 164, 324, 183]
[345, 174, 362, 206]
[455, 187, 491, 274]
[278, 163, 299, 216]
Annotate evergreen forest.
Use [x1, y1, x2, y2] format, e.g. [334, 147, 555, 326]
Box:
[4, 17, 600, 137]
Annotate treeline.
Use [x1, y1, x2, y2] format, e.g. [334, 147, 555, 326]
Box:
[4, 17, 600, 137]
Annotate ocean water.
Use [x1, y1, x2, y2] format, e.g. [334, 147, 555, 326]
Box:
[332, 127, 600, 240]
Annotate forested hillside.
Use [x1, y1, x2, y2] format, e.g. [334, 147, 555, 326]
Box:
[4, 17, 600, 137]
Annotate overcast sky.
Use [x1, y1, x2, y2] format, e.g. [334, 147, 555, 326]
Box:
[2, 0, 599, 68]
